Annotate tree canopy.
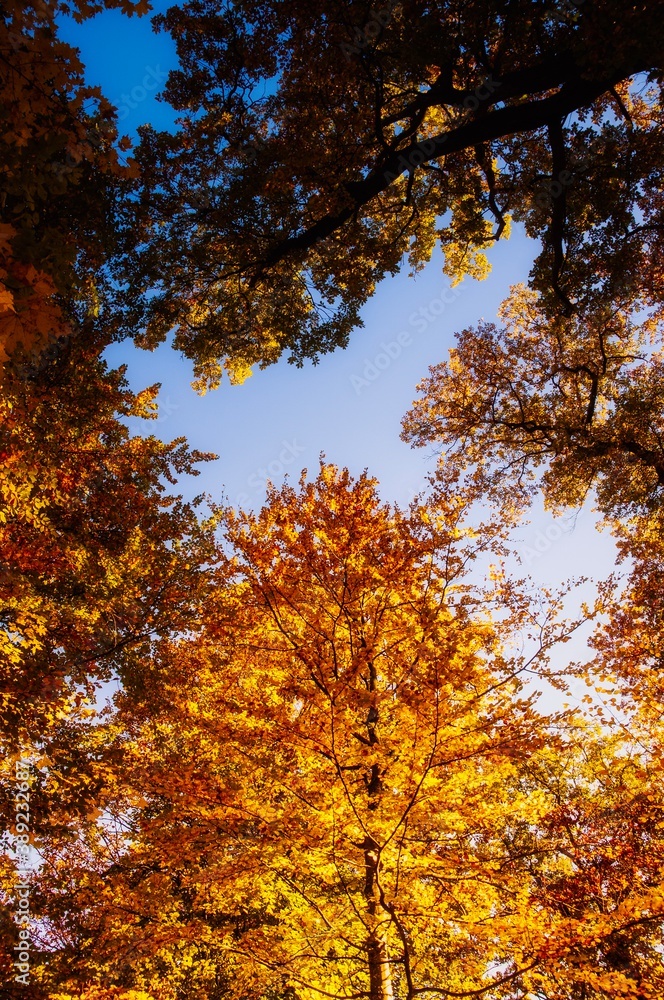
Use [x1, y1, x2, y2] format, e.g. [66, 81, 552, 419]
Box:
[2, 3, 664, 1000]
[21, 468, 664, 1000]
[402, 284, 664, 521]
[0, 0, 147, 373]
[112, 0, 664, 387]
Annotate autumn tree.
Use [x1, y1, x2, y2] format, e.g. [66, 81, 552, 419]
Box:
[399, 283, 664, 999]
[0, 327, 223, 995]
[106, 0, 664, 387]
[0, 0, 146, 372]
[402, 284, 664, 522]
[400, 281, 664, 669]
[2, 6, 663, 995]
[0, 334, 217, 744]
[22, 466, 664, 1000]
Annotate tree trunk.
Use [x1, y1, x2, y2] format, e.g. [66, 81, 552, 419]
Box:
[364, 836, 394, 1000]
[362, 658, 393, 1000]
[367, 931, 394, 1000]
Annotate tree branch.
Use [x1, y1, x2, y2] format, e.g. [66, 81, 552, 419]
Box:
[249, 69, 641, 283]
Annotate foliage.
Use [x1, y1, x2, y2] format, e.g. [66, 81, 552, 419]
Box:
[111, 0, 664, 386]
[0, 336, 217, 748]
[19, 467, 664, 1000]
[1, 5, 664, 998]
[0, 0, 144, 372]
[0, 334, 219, 997]
[402, 284, 664, 522]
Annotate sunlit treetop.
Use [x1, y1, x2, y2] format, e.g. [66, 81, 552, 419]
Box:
[24, 465, 664, 1000]
[403, 285, 664, 517]
[111, 0, 664, 387]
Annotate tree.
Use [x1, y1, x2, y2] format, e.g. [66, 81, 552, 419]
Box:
[112, 0, 664, 387]
[0, 8, 234, 989]
[24, 466, 664, 1000]
[0, 0, 144, 373]
[401, 284, 664, 524]
[0, 330, 222, 999]
[399, 285, 664, 998]
[0, 333, 217, 749]
[400, 284, 664, 698]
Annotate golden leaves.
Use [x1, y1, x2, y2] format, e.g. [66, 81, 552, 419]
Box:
[2, 448, 661, 1000]
[22, 464, 643, 998]
[2, 8, 664, 997]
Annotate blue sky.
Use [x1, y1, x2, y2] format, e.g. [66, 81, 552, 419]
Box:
[58, 5, 619, 704]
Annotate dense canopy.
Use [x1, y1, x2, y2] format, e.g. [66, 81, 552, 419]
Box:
[117, 0, 664, 387]
[1, 3, 664, 1000]
[21, 469, 664, 1000]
